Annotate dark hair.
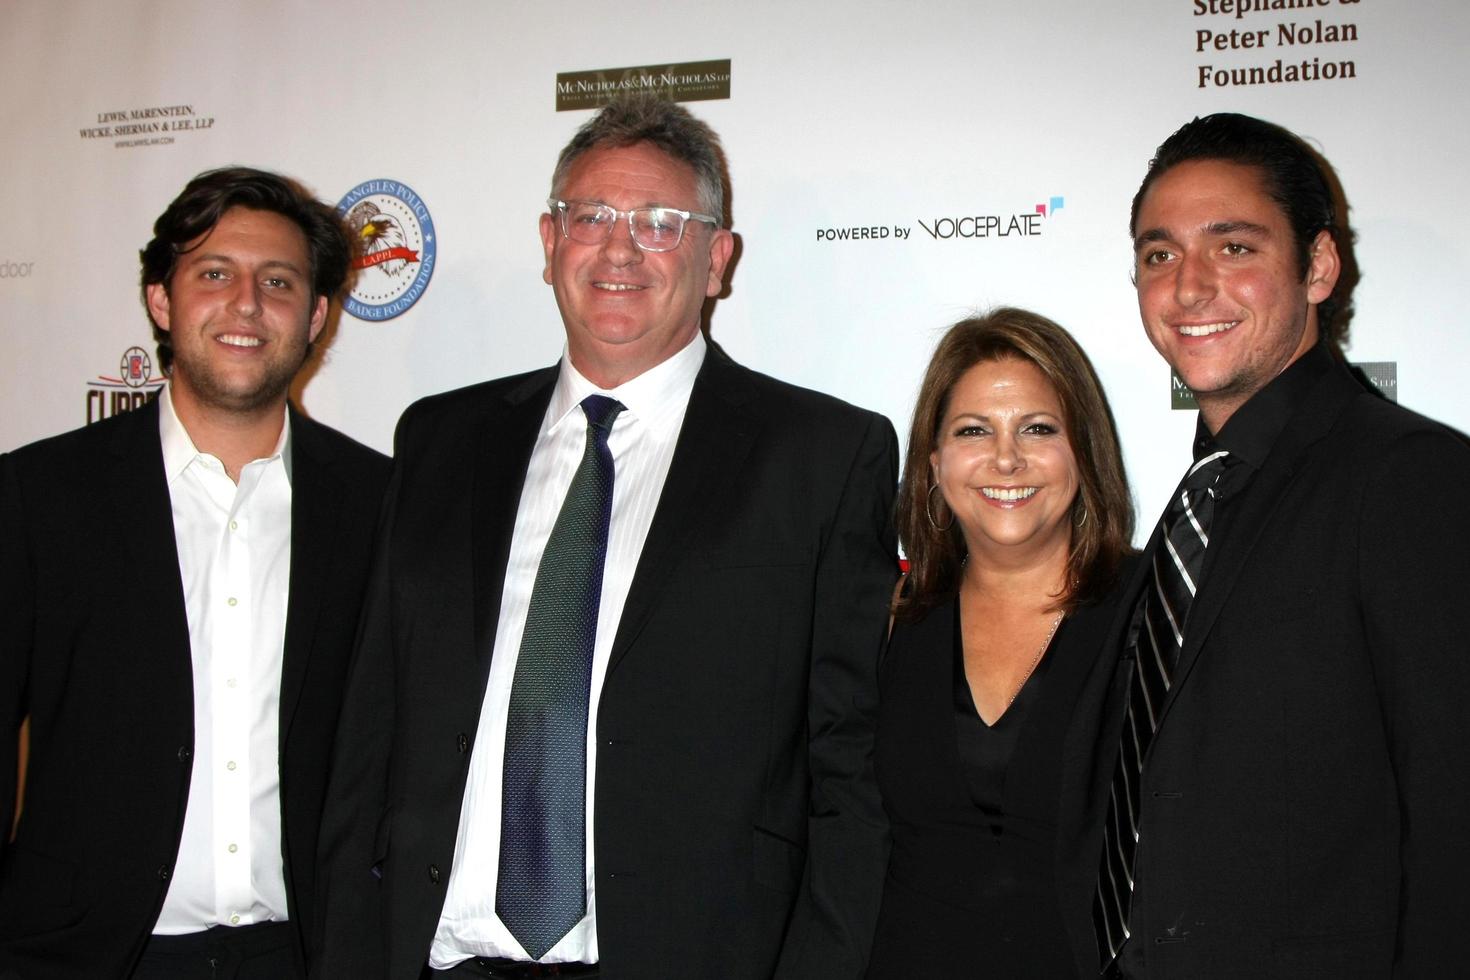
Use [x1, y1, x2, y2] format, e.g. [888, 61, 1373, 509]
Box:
[895, 308, 1134, 619]
[550, 93, 729, 226]
[1130, 112, 1348, 346]
[139, 166, 353, 372]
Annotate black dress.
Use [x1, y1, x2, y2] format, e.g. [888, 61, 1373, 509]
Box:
[866, 590, 1122, 979]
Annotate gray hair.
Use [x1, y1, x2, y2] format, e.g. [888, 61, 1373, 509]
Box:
[550, 93, 729, 226]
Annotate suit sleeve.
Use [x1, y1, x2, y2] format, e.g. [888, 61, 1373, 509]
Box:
[310, 445, 405, 979]
[1358, 428, 1470, 975]
[0, 454, 32, 863]
[774, 411, 898, 980]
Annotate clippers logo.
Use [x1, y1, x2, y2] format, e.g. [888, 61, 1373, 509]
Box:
[120, 348, 152, 387]
[86, 346, 164, 423]
[337, 179, 437, 321]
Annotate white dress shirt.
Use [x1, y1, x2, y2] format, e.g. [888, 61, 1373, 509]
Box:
[152, 385, 292, 934]
[429, 332, 706, 967]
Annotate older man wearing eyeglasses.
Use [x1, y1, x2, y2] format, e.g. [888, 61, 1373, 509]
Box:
[314, 94, 899, 980]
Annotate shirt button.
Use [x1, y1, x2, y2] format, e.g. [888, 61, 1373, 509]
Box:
[229, 913, 241, 925]
[227, 597, 238, 607]
[228, 843, 238, 854]
[226, 678, 237, 689]
[226, 761, 237, 772]
[229, 520, 238, 531]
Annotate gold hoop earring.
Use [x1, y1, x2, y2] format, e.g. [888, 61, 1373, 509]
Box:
[1074, 503, 1089, 529]
[926, 485, 954, 532]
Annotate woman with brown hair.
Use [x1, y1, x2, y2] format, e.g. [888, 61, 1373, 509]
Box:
[866, 308, 1136, 978]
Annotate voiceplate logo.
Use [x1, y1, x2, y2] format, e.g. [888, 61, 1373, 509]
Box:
[815, 196, 1066, 245]
[916, 195, 1065, 240]
[1035, 197, 1065, 217]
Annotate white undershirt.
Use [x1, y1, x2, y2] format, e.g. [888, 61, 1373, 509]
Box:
[153, 384, 291, 934]
[429, 331, 705, 967]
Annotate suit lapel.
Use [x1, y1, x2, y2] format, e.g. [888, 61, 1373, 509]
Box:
[101, 401, 194, 695]
[279, 410, 341, 748]
[472, 370, 558, 678]
[1060, 553, 1147, 830]
[608, 350, 760, 672]
[1156, 365, 1364, 728]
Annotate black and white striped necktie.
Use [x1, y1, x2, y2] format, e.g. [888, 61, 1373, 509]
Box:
[1095, 449, 1231, 966]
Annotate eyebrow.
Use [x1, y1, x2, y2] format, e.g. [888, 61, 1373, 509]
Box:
[571, 198, 681, 211]
[947, 410, 1062, 423]
[1132, 219, 1273, 253]
[182, 252, 307, 275]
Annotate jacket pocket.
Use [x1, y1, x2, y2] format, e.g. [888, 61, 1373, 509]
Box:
[369, 805, 393, 880]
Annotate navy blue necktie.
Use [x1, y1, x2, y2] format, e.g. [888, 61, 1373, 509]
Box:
[1095, 449, 1231, 965]
[497, 394, 623, 959]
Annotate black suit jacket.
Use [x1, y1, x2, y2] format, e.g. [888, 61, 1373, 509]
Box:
[0, 399, 390, 979]
[314, 348, 898, 980]
[1057, 356, 1470, 979]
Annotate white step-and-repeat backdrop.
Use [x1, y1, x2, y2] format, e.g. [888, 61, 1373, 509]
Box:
[4, 0, 1465, 531]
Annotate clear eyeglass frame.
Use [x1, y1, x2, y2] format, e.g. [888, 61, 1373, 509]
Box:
[548, 199, 720, 253]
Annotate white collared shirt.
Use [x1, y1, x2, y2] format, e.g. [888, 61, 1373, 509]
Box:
[152, 385, 292, 934]
[429, 331, 706, 967]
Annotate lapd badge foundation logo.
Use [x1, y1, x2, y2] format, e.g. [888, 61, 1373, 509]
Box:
[337, 179, 436, 321]
[86, 345, 164, 423]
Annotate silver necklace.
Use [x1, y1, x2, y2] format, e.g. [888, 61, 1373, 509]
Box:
[1007, 613, 1063, 707]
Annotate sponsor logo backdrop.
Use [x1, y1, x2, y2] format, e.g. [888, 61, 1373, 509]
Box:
[2, 0, 1465, 534]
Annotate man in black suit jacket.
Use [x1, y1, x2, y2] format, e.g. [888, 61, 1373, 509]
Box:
[314, 96, 897, 980]
[0, 168, 390, 979]
[1073, 114, 1470, 978]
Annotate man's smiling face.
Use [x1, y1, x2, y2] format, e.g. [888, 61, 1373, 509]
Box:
[539, 141, 732, 388]
[146, 206, 326, 418]
[1132, 158, 1338, 431]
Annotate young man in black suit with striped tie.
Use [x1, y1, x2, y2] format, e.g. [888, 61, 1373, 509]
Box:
[1079, 113, 1470, 979]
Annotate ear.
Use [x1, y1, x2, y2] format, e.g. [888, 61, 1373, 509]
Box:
[704, 228, 735, 297]
[1305, 229, 1340, 306]
[307, 294, 329, 343]
[145, 282, 172, 332]
[539, 211, 558, 286]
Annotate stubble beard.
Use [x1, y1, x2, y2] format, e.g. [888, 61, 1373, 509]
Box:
[169, 339, 310, 416]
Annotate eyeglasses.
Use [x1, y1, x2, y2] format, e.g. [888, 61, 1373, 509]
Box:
[548, 199, 720, 253]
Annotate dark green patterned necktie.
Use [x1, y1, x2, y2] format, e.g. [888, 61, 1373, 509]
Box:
[497, 394, 623, 959]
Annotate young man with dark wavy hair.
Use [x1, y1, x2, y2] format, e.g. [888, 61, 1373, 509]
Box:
[0, 167, 389, 980]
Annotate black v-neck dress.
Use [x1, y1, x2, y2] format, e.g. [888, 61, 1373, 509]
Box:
[866, 597, 1099, 979]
